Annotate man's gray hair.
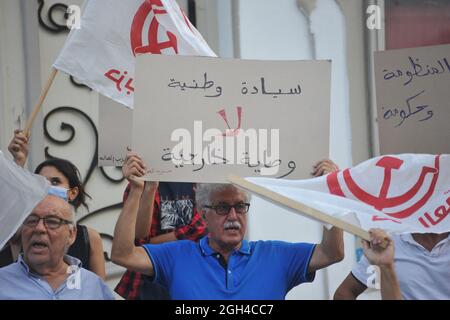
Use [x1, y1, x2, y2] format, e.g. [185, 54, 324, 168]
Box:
[195, 183, 251, 211]
[68, 206, 76, 230]
[63, 206, 76, 254]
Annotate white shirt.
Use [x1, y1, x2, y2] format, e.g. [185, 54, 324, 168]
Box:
[352, 233, 450, 300]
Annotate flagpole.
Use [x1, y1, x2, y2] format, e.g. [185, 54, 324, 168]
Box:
[228, 174, 371, 242]
[23, 68, 58, 137]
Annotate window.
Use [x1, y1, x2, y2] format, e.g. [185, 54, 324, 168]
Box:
[385, 0, 450, 49]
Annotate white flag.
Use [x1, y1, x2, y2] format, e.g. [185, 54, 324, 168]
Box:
[0, 151, 49, 249]
[53, 0, 216, 108]
[247, 154, 450, 234]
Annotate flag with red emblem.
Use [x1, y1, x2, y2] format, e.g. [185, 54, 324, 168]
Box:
[238, 154, 450, 234]
[53, 0, 216, 108]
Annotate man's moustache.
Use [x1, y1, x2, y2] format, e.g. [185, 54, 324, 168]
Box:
[224, 221, 241, 230]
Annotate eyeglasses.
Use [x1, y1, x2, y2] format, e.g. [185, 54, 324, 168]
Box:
[204, 203, 250, 216]
[23, 215, 73, 230]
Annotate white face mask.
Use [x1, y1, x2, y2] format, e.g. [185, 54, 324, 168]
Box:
[47, 186, 69, 202]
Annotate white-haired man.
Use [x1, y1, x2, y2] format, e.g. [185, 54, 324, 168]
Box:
[112, 155, 346, 299]
[0, 195, 114, 300]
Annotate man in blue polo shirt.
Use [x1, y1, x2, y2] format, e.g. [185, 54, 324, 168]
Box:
[112, 154, 346, 299]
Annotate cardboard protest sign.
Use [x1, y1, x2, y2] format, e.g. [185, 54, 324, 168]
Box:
[98, 95, 132, 166]
[374, 44, 450, 154]
[133, 55, 331, 183]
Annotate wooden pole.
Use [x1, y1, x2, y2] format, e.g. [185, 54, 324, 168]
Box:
[228, 174, 371, 241]
[23, 68, 58, 137]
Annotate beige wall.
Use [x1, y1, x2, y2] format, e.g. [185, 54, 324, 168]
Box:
[339, 0, 373, 164]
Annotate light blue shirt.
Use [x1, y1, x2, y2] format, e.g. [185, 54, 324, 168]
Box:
[352, 233, 450, 300]
[0, 254, 114, 300]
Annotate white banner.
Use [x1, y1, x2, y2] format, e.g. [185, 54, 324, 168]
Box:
[247, 154, 450, 234]
[53, 0, 216, 108]
[0, 151, 49, 249]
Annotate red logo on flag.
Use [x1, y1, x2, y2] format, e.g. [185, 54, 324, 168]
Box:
[130, 0, 179, 56]
[327, 155, 441, 219]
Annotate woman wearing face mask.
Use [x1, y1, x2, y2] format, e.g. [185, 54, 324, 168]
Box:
[34, 159, 106, 279]
[2, 130, 106, 279]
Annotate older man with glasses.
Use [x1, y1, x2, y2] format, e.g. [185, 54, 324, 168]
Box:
[0, 195, 114, 300]
[112, 155, 347, 299]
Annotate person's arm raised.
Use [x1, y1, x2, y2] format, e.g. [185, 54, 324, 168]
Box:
[87, 227, 106, 280]
[362, 228, 401, 300]
[135, 181, 159, 240]
[308, 159, 344, 272]
[308, 226, 344, 272]
[311, 159, 339, 177]
[111, 153, 154, 276]
[8, 129, 29, 167]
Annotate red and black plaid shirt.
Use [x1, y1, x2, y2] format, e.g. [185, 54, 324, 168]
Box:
[114, 183, 207, 300]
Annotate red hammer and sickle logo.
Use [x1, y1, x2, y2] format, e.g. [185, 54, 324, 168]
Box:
[130, 0, 179, 56]
[327, 155, 441, 219]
